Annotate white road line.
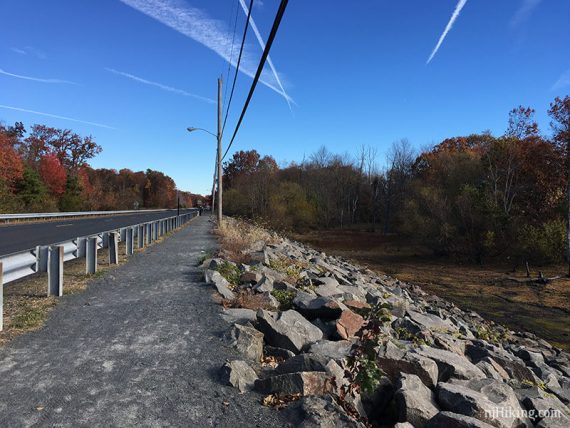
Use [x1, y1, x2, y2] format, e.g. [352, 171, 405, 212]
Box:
[56, 223, 74, 228]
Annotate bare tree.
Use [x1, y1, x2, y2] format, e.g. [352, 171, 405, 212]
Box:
[384, 139, 415, 234]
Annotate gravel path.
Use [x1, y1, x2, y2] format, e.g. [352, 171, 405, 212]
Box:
[0, 214, 290, 427]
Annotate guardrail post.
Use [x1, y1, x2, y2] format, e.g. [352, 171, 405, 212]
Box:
[109, 232, 119, 265]
[153, 222, 158, 240]
[76, 238, 87, 258]
[102, 232, 110, 249]
[36, 245, 49, 272]
[146, 223, 152, 244]
[126, 227, 134, 255]
[120, 228, 127, 242]
[1, 262, 3, 331]
[48, 245, 64, 297]
[138, 225, 145, 249]
[86, 237, 98, 274]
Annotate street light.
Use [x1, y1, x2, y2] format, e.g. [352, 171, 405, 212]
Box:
[187, 126, 218, 216]
[186, 78, 223, 225]
[187, 127, 217, 139]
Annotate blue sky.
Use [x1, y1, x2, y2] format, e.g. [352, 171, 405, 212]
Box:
[1, 0, 569, 195]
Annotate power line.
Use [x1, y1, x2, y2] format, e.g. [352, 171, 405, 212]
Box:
[222, 0, 254, 135]
[223, 0, 240, 107]
[222, 0, 289, 161]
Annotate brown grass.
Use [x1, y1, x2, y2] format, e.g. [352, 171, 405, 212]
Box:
[294, 229, 570, 351]
[215, 217, 279, 263]
[222, 290, 276, 311]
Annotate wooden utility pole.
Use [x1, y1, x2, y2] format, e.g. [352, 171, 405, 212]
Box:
[217, 77, 223, 224]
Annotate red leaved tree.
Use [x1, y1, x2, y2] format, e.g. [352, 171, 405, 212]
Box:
[0, 130, 24, 188]
[39, 154, 67, 195]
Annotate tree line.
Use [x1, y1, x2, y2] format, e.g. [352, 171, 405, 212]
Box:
[0, 122, 205, 213]
[223, 96, 570, 266]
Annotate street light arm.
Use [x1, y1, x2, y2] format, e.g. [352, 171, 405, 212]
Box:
[187, 127, 217, 139]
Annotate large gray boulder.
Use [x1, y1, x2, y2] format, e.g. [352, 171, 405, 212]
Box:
[395, 373, 439, 427]
[220, 360, 258, 393]
[416, 346, 486, 381]
[437, 381, 530, 428]
[275, 353, 329, 375]
[378, 351, 439, 388]
[426, 412, 495, 428]
[314, 278, 343, 298]
[254, 275, 274, 293]
[519, 387, 570, 427]
[285, 395, 366, 428]
[309, 340, 353, 361]
[293, 293, 345, 320]
[254, 371, 330, 396]
[407, 310, 458, 333]
[224, 323, 264, 362]
[204, 269, 236, 300]
[256, 309, 323, 354]
[219, 308, 256, 325]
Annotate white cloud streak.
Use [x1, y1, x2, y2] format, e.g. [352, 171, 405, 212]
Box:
[118, 0, 293, 104]
[552, 68, 570, 91]
[237, 0, 292, 110]
[426, 0, 468, 64]
[0, 68, 78, 85]
[10, 46, 47, 59]
[511, 0, 542, 27]
[0, 104, 116, 130]
[10, 47, 27, 55]
[105, 68, 215, 104]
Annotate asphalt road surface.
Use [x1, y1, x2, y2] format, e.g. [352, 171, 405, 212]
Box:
[0, 214, 290, 427]
[0, 209, 196, 257]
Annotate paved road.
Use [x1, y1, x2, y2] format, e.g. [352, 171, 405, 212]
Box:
[0, 209, 196, 257]
[0, 215, 290, 427]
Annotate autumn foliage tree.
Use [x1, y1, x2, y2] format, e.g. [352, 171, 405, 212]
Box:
[548, 96, 570, 275]
[0, 121, 202, 213]
[39, 154, 67, 196]
[223, 99, 570, 268]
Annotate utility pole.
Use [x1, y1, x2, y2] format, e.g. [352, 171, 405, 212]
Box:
[211, 153, 217, 214]
[217, 77, 223, 224]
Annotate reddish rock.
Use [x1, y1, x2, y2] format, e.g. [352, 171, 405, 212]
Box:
[336, 309, 365, 339]
[344, 300, 370, 311]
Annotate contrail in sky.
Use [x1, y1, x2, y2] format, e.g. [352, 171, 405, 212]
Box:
[237, 0, 292, 110]
[0, 104, 116, 130]
[552, 68, 570, 91]
[105, 68, 215, 104]
[511, 0, 542, 27]
[0, 68, 78, 85]
[426, 0, 468, 64]
[118, 0, 293, 105]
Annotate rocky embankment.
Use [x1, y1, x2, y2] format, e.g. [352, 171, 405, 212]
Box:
[203, 229, 570, 427]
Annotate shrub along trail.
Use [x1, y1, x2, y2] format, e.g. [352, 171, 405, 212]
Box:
[0, 214, 289, 427]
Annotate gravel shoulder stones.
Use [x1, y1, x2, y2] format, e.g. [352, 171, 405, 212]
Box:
[0, 215, 290, 427]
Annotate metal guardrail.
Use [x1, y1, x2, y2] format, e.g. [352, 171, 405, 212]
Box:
[0, 210, 200, 330]
[0, 208, 194, 222]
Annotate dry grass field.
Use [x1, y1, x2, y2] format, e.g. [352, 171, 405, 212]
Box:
[295, 228, 570, 351]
